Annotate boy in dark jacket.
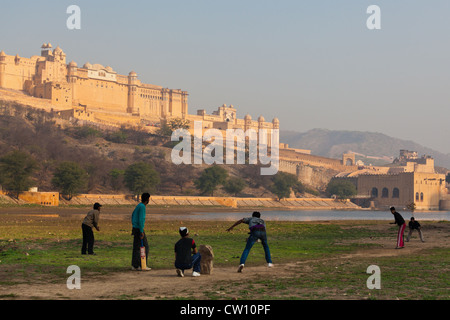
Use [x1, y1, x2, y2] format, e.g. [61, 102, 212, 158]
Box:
[390, 206, 406, 249]
[174, 227, 201, 277]
[406, 217, 425, 242]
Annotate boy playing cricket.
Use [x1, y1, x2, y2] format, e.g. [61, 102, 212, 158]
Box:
[226, 211, 273, 273]
[390, 206, 406, 249]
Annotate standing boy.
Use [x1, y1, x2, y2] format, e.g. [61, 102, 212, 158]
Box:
[389, 206, 406, 249]
[174, 227, 201, 277]
[226, 211, 273, 273]
[131, 193, 151, 271]
[406, 217, 425, 242]
[81, 203, 102, 255]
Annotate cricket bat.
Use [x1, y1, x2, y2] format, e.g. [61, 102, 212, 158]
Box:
[140, 239, 147, 270]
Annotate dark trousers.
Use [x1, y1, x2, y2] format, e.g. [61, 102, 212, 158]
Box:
[132, 228, 149, 268]
[81, 223, 94, 254]
[175, 253, 202, 273]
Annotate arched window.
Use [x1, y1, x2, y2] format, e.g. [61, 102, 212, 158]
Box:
[392, 188, 400, 198]
[371, 187, 378, 198]
[382, 188, 389, 198]
[420, 192, 424, 202]
[416, 192, 420, 201]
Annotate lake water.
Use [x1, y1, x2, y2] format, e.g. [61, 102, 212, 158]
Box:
[150, 210, 450, 222]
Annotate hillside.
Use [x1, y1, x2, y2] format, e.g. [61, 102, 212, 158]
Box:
[0, 101, 291, 198]
[281, 129, 450, 170]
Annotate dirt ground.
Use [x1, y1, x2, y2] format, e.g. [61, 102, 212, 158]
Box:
[1, 210, 448, 300]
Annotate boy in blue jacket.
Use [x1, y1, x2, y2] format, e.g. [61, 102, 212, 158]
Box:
[131, 193, 151, 271]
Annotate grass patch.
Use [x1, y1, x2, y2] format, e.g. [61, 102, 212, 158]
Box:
[1, 216, 448, 300]
[0, 219, 383, 284]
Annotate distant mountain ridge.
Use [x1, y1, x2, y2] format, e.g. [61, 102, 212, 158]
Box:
[280, 129, 450, 170]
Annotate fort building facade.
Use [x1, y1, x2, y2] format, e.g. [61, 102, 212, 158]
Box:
[0, 44, 279, 138]
[333, 151, 447, 210]
[0, 44, 188, 121]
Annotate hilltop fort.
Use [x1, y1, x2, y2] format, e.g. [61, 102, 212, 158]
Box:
[0, 44, 447, 210]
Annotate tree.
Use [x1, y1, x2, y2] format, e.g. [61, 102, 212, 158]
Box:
[157, 118, 191, 140]
[0, 150, 38, 198]
[109, 169, 125, 191]
[52, 161, 88, 200]
[270, 172, 299, 200]
[124, 162, 160, 199]
[326, 179, 357, 200]
[241, 164, 273, 190]
[223, 177, 247, 196]
[406, 202, 416, 213]
[194, 165, 228, 196]
[170, 164, 196, 192]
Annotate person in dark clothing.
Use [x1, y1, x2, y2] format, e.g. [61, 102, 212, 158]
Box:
[174, 227, 201, 277]
[131, 193, 151, 271]
[81, 203, 101, 255]
[406, 217, 425, 242]
[390, 206, 406, 249]
[226, 211, 273, 273]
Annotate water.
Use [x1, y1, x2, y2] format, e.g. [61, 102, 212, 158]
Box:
[150, 210, 450, 222]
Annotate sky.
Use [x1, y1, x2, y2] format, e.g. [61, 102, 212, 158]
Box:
[1, 0, 450, 154]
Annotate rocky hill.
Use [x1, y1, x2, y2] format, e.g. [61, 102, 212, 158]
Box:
[281, 129, 450, 171]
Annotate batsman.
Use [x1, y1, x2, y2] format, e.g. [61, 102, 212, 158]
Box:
[131, 192, 151, 271]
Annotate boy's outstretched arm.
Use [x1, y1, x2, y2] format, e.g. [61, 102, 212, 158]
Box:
[226, 219, 245, 232]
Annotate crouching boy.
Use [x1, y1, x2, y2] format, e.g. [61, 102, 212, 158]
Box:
[174, 227, 201, 277]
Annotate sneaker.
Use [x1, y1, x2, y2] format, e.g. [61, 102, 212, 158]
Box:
[192, 271, 201, 277]
[268, 263, 274, 268]
[131, 266, 140, 271]
[237, 264, 244, 273]
[176, 269, 184, 277]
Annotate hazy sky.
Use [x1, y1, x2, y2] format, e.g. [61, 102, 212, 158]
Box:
[1, 0, 450, 154]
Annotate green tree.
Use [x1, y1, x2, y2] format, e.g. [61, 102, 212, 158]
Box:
[194, 165, 228, 196]
[106, 129, 128, 144]
[52, 161, 88, 200]
[109, 169, 125, 191]
[223, 177, 247, 196]
[0, 150, 38, 198]
[157, 118, 191, 139]
[270, 172, 299, 200]
[124, 162, 160, 199]
[326, 179, 357, 200]
[170, 164, 196, 192]
[67, 126, 101, 140]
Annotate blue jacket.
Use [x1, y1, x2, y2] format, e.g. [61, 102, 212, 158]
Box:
[131, 203, 146, 233]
